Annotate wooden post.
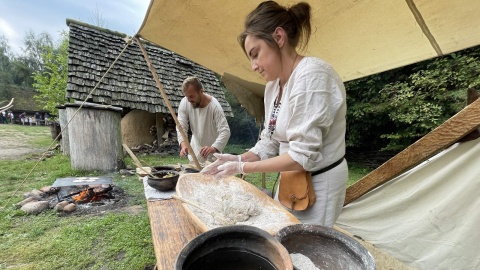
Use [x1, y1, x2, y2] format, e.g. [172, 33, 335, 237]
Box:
[134, 36, 201, 170]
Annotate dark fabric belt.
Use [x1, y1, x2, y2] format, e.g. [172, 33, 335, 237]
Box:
[311, 156, 345, 176]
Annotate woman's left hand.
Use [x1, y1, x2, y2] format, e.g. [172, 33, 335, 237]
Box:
[213, 161, 245, 180]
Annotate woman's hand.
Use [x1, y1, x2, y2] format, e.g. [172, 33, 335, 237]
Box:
[202, 161, 245, 180]
[200, 153, 242, 176]
[214, 161, 245, 180]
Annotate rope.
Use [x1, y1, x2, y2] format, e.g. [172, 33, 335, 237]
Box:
[1, 37, 133, 211]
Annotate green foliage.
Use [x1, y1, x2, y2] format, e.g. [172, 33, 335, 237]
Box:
[224, 90, 259, 145]
[345, 45, 480, 152]
[21, 30, 54, 73]
[33, 32, 69, 116]
[0, 35, 13, 90]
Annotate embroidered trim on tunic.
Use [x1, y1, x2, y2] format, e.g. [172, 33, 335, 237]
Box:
[268, 101, 281, 139]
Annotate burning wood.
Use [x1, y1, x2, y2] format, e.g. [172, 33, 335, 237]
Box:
[72, 186, 113, 204]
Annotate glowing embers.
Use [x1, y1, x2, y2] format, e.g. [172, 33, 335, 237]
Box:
[71, 185, 113, 204]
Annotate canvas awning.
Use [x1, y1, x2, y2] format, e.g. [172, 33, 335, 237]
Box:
[136, 0, 480, 123]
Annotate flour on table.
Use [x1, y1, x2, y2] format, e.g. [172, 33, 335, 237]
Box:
[186, 179, 293, 233]
[290, 253, 320, 270]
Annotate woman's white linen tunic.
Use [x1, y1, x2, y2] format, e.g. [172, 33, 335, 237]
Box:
[249, 57, 348, 226]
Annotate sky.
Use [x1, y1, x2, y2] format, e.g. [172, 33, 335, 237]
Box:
[0, 0, 151, 54]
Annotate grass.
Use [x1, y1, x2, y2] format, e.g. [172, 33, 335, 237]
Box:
[0, 125, 372, 270]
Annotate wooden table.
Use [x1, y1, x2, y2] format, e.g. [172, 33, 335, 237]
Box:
[145, 192, 413, 270]
[146, 198, 201, 269]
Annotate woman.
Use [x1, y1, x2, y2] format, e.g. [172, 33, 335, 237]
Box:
[202, 0, 347, 227]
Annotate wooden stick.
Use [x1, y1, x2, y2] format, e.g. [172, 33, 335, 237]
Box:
[122, 144, 157, 179]
[0, 98, 14, 113]
[134, 36, 202, 170]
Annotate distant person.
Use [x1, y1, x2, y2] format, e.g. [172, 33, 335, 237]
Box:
[35, 112, 41, 125]
[1, 111, 6, 124]
[19, 112, 26, 125]
[176, 76, 231, 165]
[44, 112, 49, 125]
[8, 111, 13, 124]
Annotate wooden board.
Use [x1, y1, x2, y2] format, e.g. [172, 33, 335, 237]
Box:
[175, 173, 300, 235]
[146, 199, 201, 269]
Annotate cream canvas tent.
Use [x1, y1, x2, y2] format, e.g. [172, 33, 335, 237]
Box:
[134, 0, 480, 268]
[337, 138, 480, 269]
[136, 0, 480, 123]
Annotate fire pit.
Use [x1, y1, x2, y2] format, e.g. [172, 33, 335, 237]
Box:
[50, 176, 124, 214]
[17, 176, 129, 216]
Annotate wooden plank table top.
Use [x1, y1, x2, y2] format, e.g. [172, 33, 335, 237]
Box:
[146, 198, 201, 269]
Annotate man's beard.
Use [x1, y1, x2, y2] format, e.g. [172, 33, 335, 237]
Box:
[191, 95, 201, 108]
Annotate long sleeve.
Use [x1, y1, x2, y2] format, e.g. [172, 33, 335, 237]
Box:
[210, 99, 231, 152]
[176, 98, 190, 145]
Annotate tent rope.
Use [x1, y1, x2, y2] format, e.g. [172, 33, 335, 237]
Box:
[1, 38, 133, 211]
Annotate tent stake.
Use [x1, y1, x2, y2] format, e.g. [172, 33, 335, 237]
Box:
[134, 36, 202, 170]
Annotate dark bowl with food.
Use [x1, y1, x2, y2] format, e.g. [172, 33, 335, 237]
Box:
[147, 170, 180, 192]
[152, 165, 176, 172]
[184, 167, 200, 174]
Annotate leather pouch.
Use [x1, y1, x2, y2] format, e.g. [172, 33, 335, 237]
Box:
[278, 171, 316, 211]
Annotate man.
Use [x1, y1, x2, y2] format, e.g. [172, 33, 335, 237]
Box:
[35, 112, 41, 125]
[176, 76, 231, 165]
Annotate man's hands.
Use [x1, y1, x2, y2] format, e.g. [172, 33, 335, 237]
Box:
[179, 142, 189, 158]
[199, 146, 218, 159]
[179, 142, 218, 159]
[201, 153, 244, 179]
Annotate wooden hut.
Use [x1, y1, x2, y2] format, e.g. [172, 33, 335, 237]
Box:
[65, 19, 233, 150]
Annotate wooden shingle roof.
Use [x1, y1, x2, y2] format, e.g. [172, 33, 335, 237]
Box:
[66, 19, 232, 116]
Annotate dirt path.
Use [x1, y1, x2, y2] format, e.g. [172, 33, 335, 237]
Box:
[0, 125, 52, 160]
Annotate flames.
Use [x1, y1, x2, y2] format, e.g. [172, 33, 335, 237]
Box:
[72, 186, 113, 204]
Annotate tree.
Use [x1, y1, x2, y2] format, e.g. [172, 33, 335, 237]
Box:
[32, 31, 69, 116]
[0, 36, 15, 101]
[224, 90, 259, 146]
[21, 30, 53, 73]
[345, 45, 480, 152]
[0, 36, 13, 87]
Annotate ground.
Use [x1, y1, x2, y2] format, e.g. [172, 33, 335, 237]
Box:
[0, 125, 49, 160]
[0, 125, 144, 216]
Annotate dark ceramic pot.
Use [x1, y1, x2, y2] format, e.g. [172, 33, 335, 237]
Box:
[152, 165, 176, 172]
[175, 225, 293, 270]
[276, 224, 376, 270]
[184, 168, 200, 174]
[147, 170, 179, 192]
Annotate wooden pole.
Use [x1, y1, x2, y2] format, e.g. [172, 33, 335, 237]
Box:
[134, 36, 201, 170]
[0, 98, 14, 112]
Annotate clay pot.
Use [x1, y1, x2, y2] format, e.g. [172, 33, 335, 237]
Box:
[147, 170, 179, 192]
[276, 224, 376, 270]
[183, 168, 200, 174]
[152, 165, 176, 172]
[175, 225, 293, 270]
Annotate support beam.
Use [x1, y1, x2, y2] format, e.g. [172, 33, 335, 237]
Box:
[134, 36, 202, 170]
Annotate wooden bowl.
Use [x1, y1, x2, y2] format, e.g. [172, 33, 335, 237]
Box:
[175, 174, 300, 235]
[147, 170, 179, 192]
